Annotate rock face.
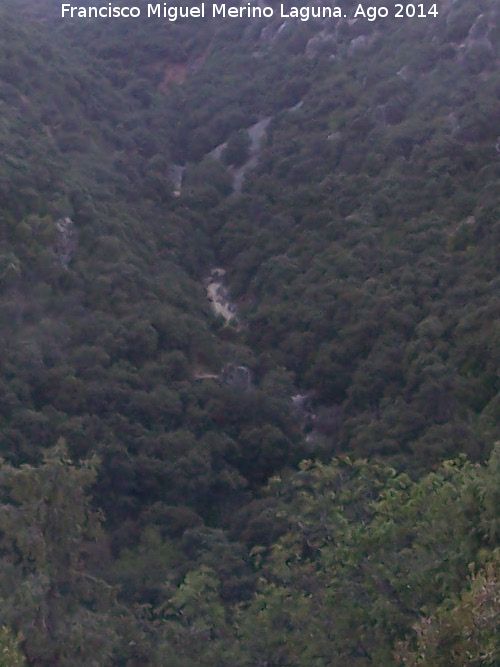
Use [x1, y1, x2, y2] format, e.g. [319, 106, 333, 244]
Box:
[205, 267, 239, 325]
[221, 363, 252, 390]
[305, 31, 337, 58]
[208, 117, 271, 193]
[169, 164, 185, 197]
[193, 364, 252, 390]
[54, 217, 77, 268]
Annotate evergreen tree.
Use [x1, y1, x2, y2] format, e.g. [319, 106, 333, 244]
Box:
[0, 441, 120, 665]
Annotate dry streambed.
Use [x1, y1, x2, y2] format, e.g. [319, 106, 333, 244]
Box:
[205, 267, 238, 325]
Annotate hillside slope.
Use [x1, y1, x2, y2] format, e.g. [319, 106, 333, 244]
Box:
[0, 1, 499, 664]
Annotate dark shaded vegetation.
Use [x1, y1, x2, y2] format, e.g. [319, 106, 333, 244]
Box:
[0, 0, 499, 663]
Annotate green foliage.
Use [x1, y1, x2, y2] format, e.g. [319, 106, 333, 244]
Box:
[0, 441, 120, 665]
[226, 448, 500, 665]
[222, 130, 251, 168]
[395, 550, 500, 666]
[0, 1, 499, 664]
[0, 627, 27, 666]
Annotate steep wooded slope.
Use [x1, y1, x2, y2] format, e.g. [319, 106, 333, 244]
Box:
[0, 1, 499, 664]
[163, 0, 500, 471]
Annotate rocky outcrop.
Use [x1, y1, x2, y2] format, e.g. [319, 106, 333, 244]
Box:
[169, 164, 185, 197]
[54, 217, 77, 268]
[207, 117, 271, 194]
[221, 363, 252, 390]
[205, 267, 238, 324]
[194, 364, 252, 390]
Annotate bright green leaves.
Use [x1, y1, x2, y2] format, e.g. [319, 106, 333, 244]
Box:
[395, 550, 500, 666]
[227, 450, 500, 665]
[479, 444, 500, 546]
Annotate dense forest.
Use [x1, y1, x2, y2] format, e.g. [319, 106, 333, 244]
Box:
[0, 0, 499, 663]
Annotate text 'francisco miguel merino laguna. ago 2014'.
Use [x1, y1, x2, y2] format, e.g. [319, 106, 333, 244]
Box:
[61, 3, 347, 21]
